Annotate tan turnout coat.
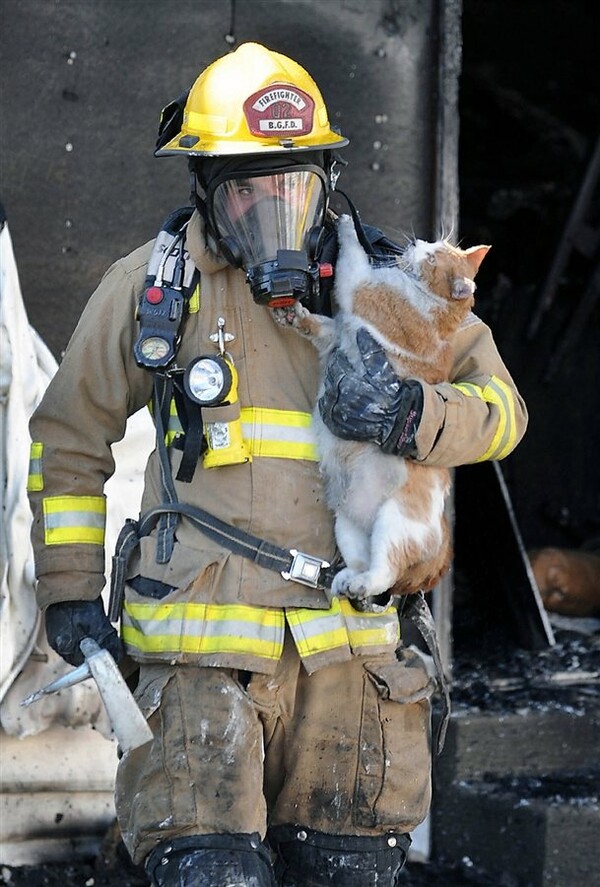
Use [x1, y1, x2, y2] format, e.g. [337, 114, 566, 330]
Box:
[28, 211, 528, 673]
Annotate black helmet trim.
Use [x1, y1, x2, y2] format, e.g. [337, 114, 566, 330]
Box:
[155, 91, 190, 156]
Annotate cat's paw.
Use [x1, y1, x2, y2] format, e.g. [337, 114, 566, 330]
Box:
[291, 302, 312, 330]
[335, 569, 389, 600]
[331, 567, 356, 598]
[271, 304, 301, 327]
[333, 569, 374, 600]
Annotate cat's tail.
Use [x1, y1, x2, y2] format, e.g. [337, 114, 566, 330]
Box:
[334, 214, 372, 307]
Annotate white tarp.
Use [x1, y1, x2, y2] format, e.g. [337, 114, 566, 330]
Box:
[0, 218, 154, 737]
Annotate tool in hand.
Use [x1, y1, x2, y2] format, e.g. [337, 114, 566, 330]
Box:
[21, 637, 153, 754]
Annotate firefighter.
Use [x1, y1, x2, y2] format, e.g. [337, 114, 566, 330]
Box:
[28, 43, 527, 887]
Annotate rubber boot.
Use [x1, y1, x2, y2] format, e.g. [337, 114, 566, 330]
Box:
[145, 833, 276, 887]
[269, 824, 411, 886]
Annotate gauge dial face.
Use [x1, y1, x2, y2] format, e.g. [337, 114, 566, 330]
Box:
[140, 336, 170, 362]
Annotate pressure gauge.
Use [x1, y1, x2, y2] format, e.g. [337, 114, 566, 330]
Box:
[139, 336, 171, 363]
[184, 355, 233, 406]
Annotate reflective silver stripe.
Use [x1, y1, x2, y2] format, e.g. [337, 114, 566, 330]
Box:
[122, 613, 282, 647]
[287, 599, 399, 659]
[242, 421, 316, 446]
[121, 601, 286, 660]
[44, 510, 106, 530]
[344, 608, 399, 641]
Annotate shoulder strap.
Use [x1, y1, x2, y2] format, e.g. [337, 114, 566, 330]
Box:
[144, 205, 199, 296]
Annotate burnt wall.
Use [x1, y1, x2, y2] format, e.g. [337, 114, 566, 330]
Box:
[1, 0, 458, 358]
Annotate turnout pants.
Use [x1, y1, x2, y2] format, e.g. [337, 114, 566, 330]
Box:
[116, 630, 434, 865]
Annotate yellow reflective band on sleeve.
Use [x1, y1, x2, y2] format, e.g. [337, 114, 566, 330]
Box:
[27, 442, 44, 492]
[122, 600, 285, 660]
[451, 382, 481, 399]
[42, 495, 106, 545]
[452, 376, 518, 461]
[241, 407, 318, 461]
[286, 597, 399, 661]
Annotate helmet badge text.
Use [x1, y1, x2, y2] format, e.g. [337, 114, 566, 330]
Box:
[243, 84, 315, 137]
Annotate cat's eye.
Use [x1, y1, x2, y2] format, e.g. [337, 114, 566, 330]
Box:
[426, 254, 436, 265]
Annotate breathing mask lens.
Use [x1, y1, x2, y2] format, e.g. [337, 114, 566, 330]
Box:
[209, 167, 327, 307]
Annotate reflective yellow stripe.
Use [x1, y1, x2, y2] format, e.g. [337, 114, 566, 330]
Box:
[188, 282, 201, 314]
[241, 407, 318, 461]
[147, 400, 316, 458]
[122, 600, 285, 659]
[287, 597, 399, 659]
[42, 495, 106, 545]
[452, 376, 517, 461]
[122, 596, 398, 663]
[147, 398, 183, 446]
[166, 399, 184, 445]
[452, 382, 480, 399]
[286, 600, 351, 657]
[341, 598, 401, 647]
[27, 442, 44, 492]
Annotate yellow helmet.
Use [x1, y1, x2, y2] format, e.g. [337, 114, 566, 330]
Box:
[155, 42, 349, 157]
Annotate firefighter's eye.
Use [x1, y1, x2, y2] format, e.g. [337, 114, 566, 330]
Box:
[236, 181, 254, 196]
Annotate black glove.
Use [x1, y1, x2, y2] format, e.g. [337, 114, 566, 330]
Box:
[45, 598, 123, 667]
[318, 327, 424, 456]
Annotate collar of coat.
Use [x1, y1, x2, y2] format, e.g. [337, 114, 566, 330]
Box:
[185, 210, 230, 277]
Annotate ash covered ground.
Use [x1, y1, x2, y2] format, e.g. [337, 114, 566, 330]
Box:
[0, 851, 507, 887]
[2, 625, 596, 887]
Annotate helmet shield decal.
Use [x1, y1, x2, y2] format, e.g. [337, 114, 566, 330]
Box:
[209, 167, 327, 267]
[243, 84, 315, 137]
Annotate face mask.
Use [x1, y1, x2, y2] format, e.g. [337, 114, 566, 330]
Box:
[207, 165, 328, 308]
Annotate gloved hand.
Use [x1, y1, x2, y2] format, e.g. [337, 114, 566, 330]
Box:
[318, 327, 424, 456]
[45, 598, 123, 667]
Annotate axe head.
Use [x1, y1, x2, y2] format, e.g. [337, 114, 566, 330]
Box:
[79, 637, 153, 754]
[22, 638, 153, 755]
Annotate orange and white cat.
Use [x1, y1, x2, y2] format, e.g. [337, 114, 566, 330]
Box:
[291, 214, 490, 602]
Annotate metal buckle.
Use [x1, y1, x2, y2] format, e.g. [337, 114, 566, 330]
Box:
[281, 549, 330, 588]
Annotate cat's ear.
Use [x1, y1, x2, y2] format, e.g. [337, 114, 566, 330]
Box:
[465, 246, 491, 277]
[465, 245, 491, 275]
